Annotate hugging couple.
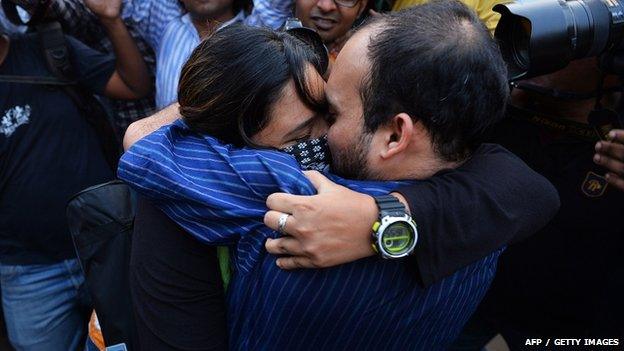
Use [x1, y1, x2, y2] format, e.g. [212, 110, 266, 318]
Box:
[120, 1, 559, 350]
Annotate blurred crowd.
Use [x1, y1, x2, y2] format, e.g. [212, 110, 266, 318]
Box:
[1, 0, 624, 350]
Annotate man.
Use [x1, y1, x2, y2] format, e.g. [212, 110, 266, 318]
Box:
[122, 0, 293, 109]
[120, 2, 559, 349]
[0, 0, 150, 348]
[155, 0, 245, 108]
[266, 25, 622, 351]
[260, 4, 552, 282]
[295, 0, 367, 60]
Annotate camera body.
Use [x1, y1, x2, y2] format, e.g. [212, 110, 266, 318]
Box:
[494, 0, 624, 81]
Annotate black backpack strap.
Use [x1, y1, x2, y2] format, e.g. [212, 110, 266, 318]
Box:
[35, 22, 121, 170]
[0, 74, 73, 85]
[37, 22, 76, 82]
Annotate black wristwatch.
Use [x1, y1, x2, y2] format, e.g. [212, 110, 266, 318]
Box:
[371, 195, 418, 259]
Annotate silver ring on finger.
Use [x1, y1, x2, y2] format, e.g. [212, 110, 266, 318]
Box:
[277, 213, 290, 235]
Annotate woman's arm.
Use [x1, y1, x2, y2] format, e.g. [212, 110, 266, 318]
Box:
[118, 121, 315, 244]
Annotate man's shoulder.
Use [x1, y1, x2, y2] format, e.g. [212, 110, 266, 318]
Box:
[157, 15, 198, 62]
[471, 142, 517, 159]
[2, 34, 51, 75]
[463, 143, 527, 172]
[6, 33, 39, 56]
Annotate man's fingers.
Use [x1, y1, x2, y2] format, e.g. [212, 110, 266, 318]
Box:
[303, 170, 335, 193]
[266, 193, 309, 213]
[596, 141, 624, 161]
[607, 129, 624, 143]
[275, 256, 316, 270]
[594, 154, 624, 175]
[264, 210, 298, 234]
[265, 237, 304, 256]
[606, 173, 624, 191]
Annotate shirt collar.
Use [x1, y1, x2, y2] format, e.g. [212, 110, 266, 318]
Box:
[220, 10, 246, 29]
[181, 10, 246, 37]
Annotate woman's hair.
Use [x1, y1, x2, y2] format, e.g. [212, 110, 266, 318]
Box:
[178, 24, 326, 147]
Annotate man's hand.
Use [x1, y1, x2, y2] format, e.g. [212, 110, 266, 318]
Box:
[84, 0, 122, 21]
[264, 171, 379, 269]
[595, 129, 624, 191]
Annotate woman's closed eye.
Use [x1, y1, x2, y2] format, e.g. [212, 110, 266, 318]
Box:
[324, 111, 336, 125]
[286, 131, 313, 145]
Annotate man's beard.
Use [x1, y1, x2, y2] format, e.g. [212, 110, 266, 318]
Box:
[331, 131, 380, 180]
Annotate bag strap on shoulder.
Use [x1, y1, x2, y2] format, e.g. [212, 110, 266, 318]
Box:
[36, 21, 76, 83]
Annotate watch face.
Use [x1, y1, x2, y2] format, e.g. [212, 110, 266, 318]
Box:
[381, 221, 415, 256]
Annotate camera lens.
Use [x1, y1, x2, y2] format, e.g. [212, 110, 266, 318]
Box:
[494, 0, 624, 80]
[511, 18, 531, 71]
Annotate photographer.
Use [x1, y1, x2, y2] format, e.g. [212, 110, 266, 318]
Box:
[451, 56, 624, 350]
[450, 0, 624, 346]
[0, 0, 150, 348]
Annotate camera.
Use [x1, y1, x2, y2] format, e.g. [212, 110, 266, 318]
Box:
[494, 0, 624, 81]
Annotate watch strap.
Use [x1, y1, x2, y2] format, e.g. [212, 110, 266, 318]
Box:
[373, 195, 406, 218]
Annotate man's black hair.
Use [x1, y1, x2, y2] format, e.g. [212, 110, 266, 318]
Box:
[361, 0, 509, 161]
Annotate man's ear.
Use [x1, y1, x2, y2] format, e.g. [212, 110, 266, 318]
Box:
[379, 113, 414, 160]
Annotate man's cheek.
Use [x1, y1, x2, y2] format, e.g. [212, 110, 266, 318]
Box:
[327, 126, 343, 155]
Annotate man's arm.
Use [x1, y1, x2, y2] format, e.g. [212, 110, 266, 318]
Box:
[264, 171, 390, 269]
[595, 129, 624, 191]
[264, 144, 560, 286]
[85, 0, 151, 99]
[123, 103, 180, 150]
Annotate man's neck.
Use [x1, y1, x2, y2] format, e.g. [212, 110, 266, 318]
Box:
[0, 34, 9, 66]
[388, 153, 464, 180]
[190, 10, 235, 38]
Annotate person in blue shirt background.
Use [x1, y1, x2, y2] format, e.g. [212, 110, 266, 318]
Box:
[120, 2, 559, 349]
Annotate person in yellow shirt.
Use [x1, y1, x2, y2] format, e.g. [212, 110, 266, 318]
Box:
[391, 0, 511, 33]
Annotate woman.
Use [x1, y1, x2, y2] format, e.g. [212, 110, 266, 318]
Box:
[128, 23, 331, 350]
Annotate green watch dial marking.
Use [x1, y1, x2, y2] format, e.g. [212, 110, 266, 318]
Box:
[381, 222, 415, 255]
